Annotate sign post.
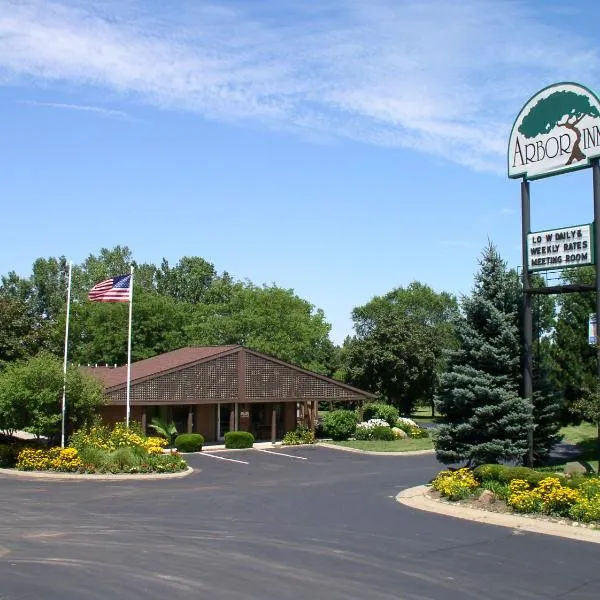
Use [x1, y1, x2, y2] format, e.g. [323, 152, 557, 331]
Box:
[510, 82, 600, 466]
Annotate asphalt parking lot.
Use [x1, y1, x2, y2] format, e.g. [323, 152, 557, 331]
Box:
[1, 446, 599, 600]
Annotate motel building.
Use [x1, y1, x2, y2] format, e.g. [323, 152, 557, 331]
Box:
[88, 345, 374, 442]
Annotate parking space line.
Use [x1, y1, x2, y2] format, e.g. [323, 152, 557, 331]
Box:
[255, 449, 308, 460]
[199, 453, 249, 464]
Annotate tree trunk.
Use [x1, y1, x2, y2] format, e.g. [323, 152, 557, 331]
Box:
[563, 123, 586, 165]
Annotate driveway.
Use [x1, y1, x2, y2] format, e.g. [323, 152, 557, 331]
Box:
[0, 446, 598, 599]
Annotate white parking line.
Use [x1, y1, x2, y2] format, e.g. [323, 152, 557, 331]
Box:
[199, 453, 249, 464]
[255, 449, 308, 460]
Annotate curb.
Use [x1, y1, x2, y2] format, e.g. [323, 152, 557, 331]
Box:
[317, 442, 435, 456]
[0, 466, 194, 481]
[201, 443, 317, 453]
[396, 485, 600, 545]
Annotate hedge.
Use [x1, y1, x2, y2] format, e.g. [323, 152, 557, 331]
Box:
[473, 464, 578, 489]
[224, 431, 254, 449]
[174, 433, 204, 453]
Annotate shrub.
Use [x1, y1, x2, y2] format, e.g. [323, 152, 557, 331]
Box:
[480, 480, 509, 501]
[407, 426, 429, 439]
[174, 434, 204, 452]
[371, 426, 395, 441]
[324, 410, 358, 441]
[16, 447, 83, 472]
[507, 477, 581, 517]
[362, 403, 399, 427]
[396, 417, 418, 432]
[473, 464, 569, 488]
[431, 468, 479, 500]
[569, 497, 600, 523]
[0, 444, 19, 468]
[145, 436, 168, 455]
[355, 419, 390, 440]
[282, 426, 315, 445]
[224, 431, 254, 449]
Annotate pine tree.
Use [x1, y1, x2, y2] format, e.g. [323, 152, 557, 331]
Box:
[435, 243, 533, 465]
[531, 347, 562, 462]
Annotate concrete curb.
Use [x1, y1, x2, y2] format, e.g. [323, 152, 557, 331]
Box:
[317, 442, 435, 456]
[0, 466, 194, 481]
[201, 443, 316, 453]
[396, 485, 600, 545]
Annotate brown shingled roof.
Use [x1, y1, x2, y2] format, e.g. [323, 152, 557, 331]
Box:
[87, 345, 240, 390]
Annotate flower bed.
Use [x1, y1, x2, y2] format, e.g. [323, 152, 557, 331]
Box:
[431, 465, 600, 525]
[13, 422, 187, 475]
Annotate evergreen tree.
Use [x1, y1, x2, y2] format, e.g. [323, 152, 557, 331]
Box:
[550, 267, 596, 410]
[531, 345, 563, 462]
[435, 243, 533, 465]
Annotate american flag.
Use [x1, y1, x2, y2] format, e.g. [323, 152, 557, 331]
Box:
[88, 275, 131, 302]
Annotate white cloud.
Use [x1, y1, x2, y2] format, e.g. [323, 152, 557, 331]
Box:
[0, 0, 598, 172]
[19, 100, 133, 119]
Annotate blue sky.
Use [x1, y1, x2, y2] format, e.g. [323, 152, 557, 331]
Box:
[1, 0, 600, 344]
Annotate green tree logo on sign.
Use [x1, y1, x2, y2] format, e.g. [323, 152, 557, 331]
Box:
[508, 83, 600, 179]
[518, 90, 600, 166]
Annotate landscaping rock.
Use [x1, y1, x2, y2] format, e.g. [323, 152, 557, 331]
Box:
[478, 490, 496, 505]
[564, 462, 588, 477]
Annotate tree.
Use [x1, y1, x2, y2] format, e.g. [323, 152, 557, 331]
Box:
[550, 267, 596, 411]
[435, 244, 533, 465]
[572, 383, 600, 472]
[69, 290, 190, 366]
[343, 282, 458, 413]
[186, 283, 334, 373]
[0, 353, 104, 438]
[0, 297, 52, 369]
[344, 314, 439, 415]
[519, 90, 600, 165]
[156, 256, 217, 304]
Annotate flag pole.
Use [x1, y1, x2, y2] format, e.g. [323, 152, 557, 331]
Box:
[126, 265, 134, 427]
[61, 262, 73, 448]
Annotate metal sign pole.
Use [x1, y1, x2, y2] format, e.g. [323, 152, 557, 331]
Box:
[593, 161, 600, 456]
[521, 179, 534, 467]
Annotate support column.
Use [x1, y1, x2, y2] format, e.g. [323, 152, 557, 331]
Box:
[187, 405, 193, 434]
[593, 161, 600, 464]
[234, 403, 239, 431]
[141, 406, 147, 434]
[521, 179, 534, 467]
[271, 406, 277, 444]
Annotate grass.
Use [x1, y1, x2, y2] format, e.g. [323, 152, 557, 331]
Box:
[326, 438, 434, 452]
[537, 422, 600, 474]
[560, 422, 598, 445]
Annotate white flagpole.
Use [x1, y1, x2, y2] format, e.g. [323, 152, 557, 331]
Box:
[126, 265, 134, 427]
[61, 262, 73, 448]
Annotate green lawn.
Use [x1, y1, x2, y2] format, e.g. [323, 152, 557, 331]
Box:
[326, 438, 434, 452]
[560, 422, 598, 445]
[538, 422, 600, 473]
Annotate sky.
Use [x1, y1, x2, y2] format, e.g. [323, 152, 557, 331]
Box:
[1, 0, 600, 344]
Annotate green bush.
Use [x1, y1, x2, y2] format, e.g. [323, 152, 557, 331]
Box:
[480, 480, 509, 500]
[408, 426, 429, 439]
[371, 426, 395, 441]
[473, 464, 570, 488]
[282, 426, 315, 445]
[362, 403, 399, 427]
[324, 410, 358, 441]
[174, 433, 204, 452]
[0, 444, 19, 468]
[224, 431, 254, 449]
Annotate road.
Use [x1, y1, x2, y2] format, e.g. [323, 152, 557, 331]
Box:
[0, 446, 598, 599]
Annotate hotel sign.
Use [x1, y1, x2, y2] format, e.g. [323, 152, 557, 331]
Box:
[509, 83, 600, 180]
[527, 224, 593, 270]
